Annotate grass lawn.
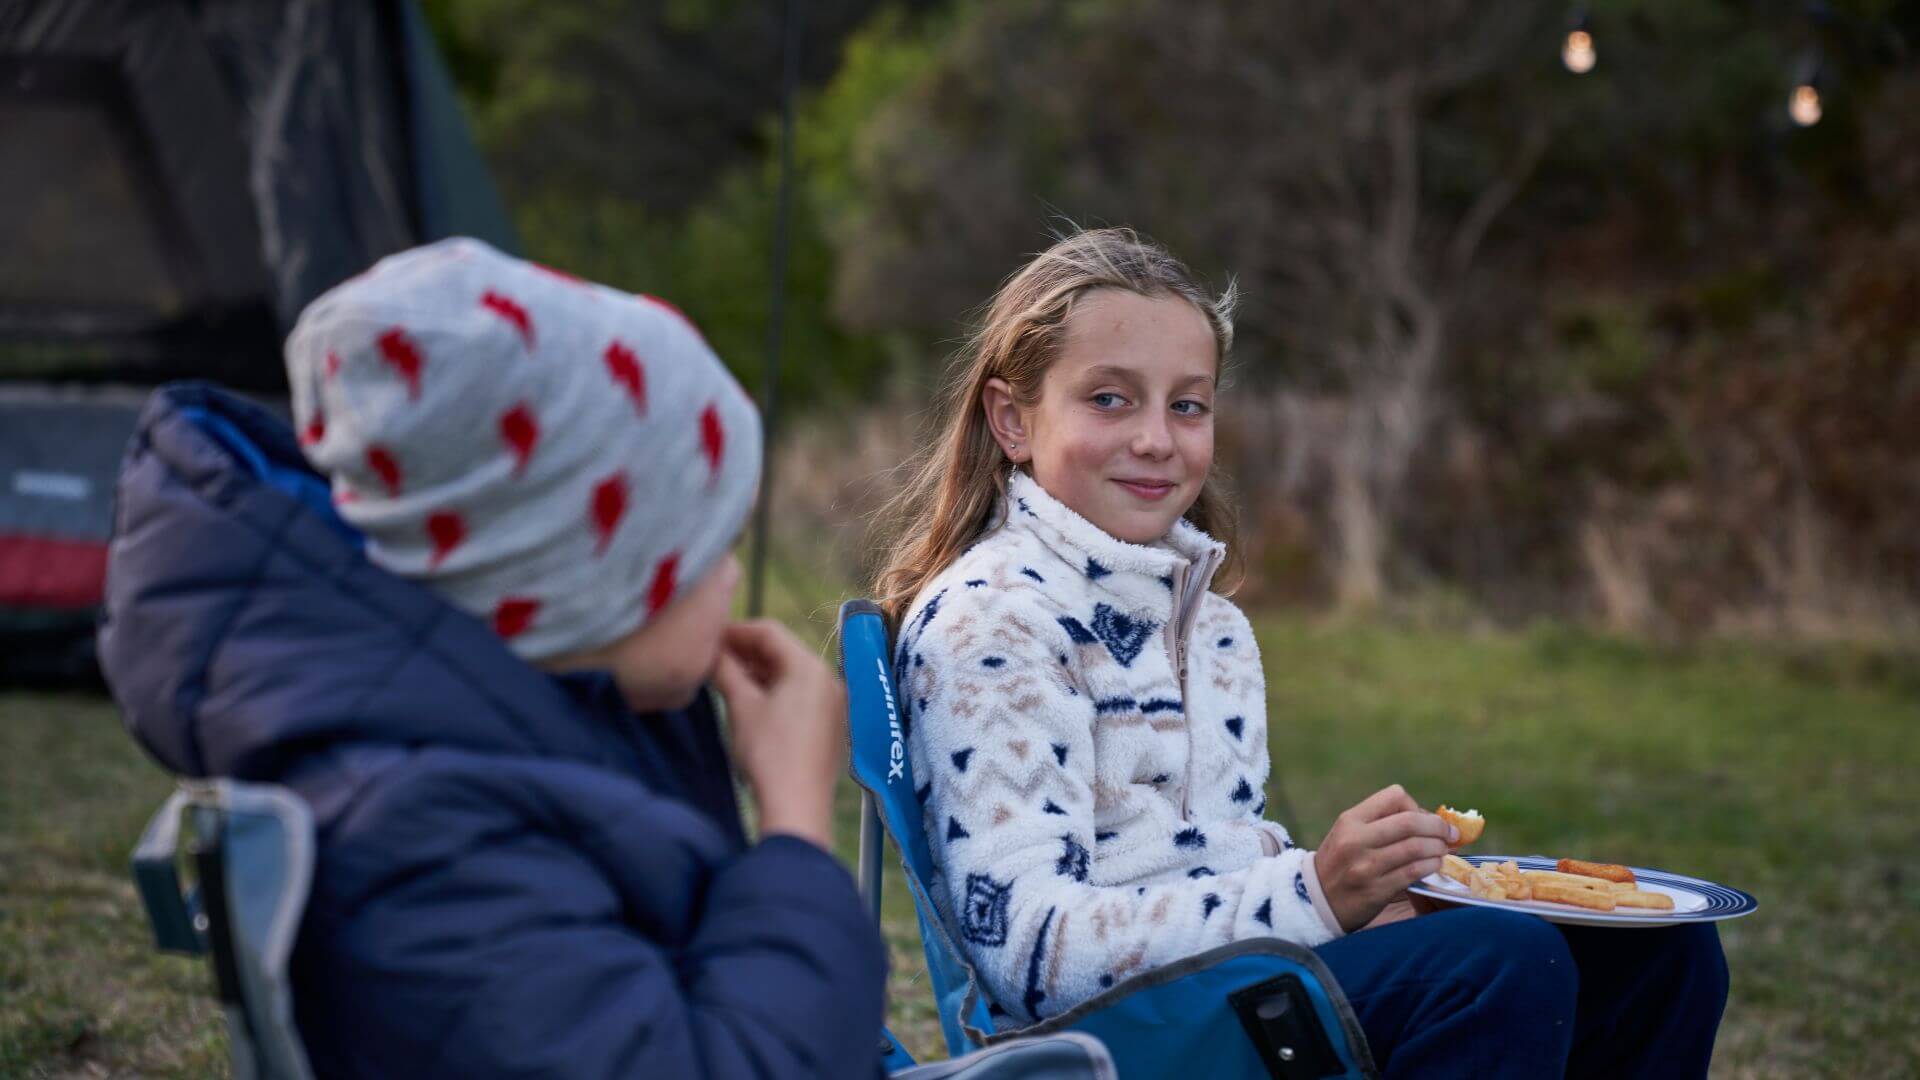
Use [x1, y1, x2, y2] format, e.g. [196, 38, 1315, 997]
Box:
[3, 612, 1916, 1077]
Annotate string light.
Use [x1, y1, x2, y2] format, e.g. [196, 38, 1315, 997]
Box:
[1789, 83, 1822, 126]
[1563, 29, 1597, 73]
[1789, 47, 1825, 127]
[1562, 8, 1596, 74]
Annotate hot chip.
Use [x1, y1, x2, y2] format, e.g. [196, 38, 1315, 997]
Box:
[1433, 858, 1674, 916]
[1529, 880, 1618, 911]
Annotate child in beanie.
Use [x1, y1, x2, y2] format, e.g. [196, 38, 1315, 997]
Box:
[100, 239, 886, 1078]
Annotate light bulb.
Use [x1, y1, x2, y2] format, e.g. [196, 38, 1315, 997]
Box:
[1789, 84, 1822, 127]
[1562, 30, 1596, 74]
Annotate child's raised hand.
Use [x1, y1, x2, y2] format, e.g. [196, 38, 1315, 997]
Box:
[712, 619, 846, 852]
[1314, 784, 1456, 933]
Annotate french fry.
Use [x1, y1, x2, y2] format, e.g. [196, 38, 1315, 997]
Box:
[1522, 869, 1618, 892]
[1468, 868, 1508, 901]
[1530, 880, 1618, 911]
[1556, 858, 1635, 885]
[1425, 849, 1675, 918]
[1493, 862, 1532, 900]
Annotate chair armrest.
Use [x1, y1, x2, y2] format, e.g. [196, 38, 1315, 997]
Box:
[130, 788, 206, 955]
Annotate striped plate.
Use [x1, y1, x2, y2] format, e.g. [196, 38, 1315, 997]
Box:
[1407, 854, 1759, 928]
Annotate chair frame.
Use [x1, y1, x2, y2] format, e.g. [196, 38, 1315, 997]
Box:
[132, 779, 316, 1080]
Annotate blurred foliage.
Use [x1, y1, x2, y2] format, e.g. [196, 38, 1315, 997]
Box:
[418, 0, 929, 409]
[421, 0, 1918, 633]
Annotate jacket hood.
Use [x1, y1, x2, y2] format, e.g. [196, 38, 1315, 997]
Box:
[100, 383, 624, 782]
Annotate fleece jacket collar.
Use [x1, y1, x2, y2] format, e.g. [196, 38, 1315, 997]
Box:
[1002, 469, 1225, 661]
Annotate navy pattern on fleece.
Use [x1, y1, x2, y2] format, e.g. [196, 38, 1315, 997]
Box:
[99, 384, 886, 1079]
[895, 471, 1335, 1027]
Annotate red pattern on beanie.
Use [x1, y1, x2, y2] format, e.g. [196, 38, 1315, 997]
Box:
[499, 403, 539, 476]
[533, 263, 585, 285]
[426, 511, 466, 569]
[366, 446, 403, 496]
[603, 340, 647, 416]
[647, 552, 681, 616]
[699, 403, 725, 478]
[637, 294, 702, 339]
[286, 239, 764, 661]
[636, 294, 688, 319]
[492, 596, 540, 639]
[481, 290, 535, 349]
[377, 328, 424, 400]
[590, 472, 628, 555]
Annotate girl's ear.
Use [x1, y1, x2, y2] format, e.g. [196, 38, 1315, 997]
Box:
[981, 377, 1031, 464]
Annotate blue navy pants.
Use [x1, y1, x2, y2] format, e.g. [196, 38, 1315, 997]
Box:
[1314, 907, 1730, 1079]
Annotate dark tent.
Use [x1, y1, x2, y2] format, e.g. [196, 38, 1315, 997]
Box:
[0, 0, 516, 675]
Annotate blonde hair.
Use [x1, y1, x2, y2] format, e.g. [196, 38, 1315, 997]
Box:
[871, 227, 1243, 628]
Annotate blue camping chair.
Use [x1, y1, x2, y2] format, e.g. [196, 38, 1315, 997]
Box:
[839, 599, 1378, 1079]
[133, 779, 316, 1080]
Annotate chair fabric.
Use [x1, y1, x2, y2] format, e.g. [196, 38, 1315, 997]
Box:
[840, 599, 1378, 1079]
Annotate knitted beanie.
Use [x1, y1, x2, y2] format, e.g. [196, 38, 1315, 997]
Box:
[284, 238, 762, 661]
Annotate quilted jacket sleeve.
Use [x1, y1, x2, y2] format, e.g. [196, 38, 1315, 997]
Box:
[900, 587, 1333, 1025]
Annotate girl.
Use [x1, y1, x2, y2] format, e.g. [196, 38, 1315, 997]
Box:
[873, 228, 1728, 1077]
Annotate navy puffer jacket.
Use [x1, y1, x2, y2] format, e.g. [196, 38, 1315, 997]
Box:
[100, 384, 887, 1078]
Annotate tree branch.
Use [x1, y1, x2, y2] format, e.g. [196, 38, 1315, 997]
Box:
[1443, 115, 1550, 286]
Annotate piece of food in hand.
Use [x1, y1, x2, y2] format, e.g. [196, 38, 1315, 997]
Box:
[1441, 853, 1476, 886]
[1435, 805, 1485, 847]
[1556, 858, 1635, 885]
[1614, 889, 1675, 911]
[1530, 880, 1618, 911]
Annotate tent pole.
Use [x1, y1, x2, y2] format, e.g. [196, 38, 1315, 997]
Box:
[747, 0, 803, 619]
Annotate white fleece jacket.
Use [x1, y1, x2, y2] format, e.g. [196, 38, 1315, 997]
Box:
[895, 471, 1342, 1026]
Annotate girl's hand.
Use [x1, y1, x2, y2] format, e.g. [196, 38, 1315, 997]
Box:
[1314, 785, 1456, 933]
[712, 619, 846, 852]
